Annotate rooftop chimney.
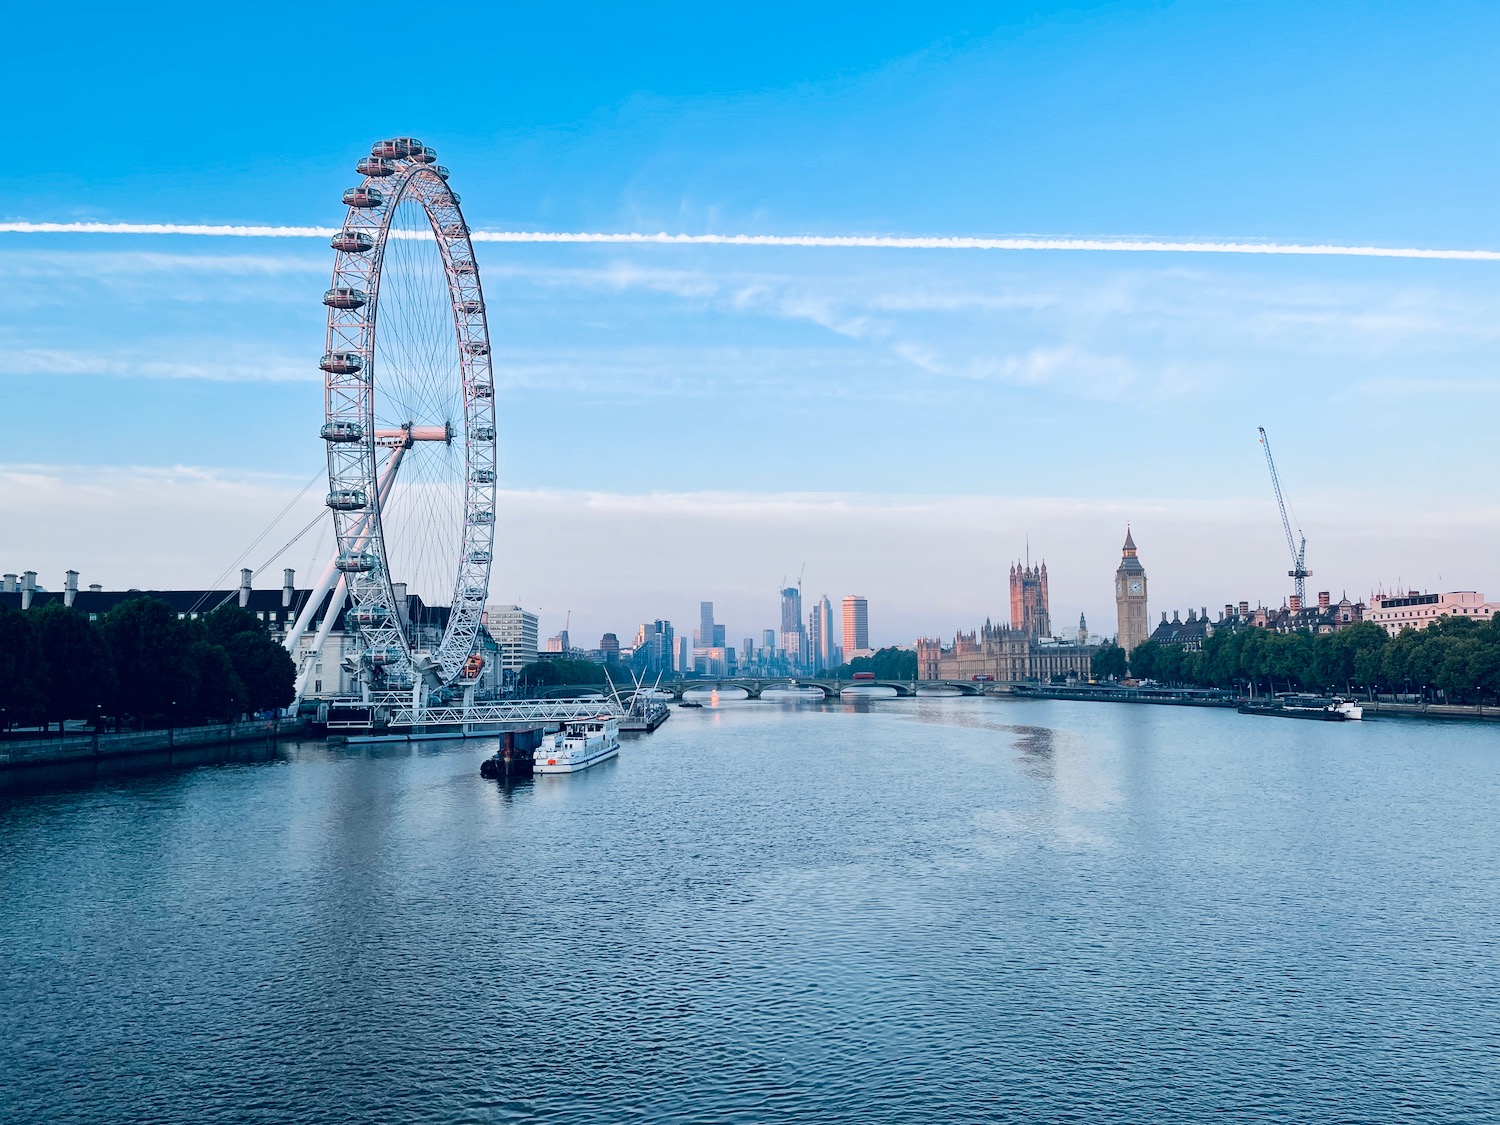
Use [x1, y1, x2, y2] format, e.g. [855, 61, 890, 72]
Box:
[1161, 611, 1169, 625]
[1172, 609, 1181, 624]
[64, 570, 79, 608]
[282, 568, 295, 608]
[1289, 594, 1302, 613]
[1, 573, 15, 593]
[1187, 608, 1196, 622]
[1318, 591, 1330, 611]
[89, 584, 102, 593]
[1239, 600, 1250, 616]
[21, 570, 37, 610]
[239, 568, 252, 609]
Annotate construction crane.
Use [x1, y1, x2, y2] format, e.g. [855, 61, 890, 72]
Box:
[1257, 426, 1311, 602]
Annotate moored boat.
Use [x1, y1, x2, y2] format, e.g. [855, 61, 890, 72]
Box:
[1238, 694, 1359, 722]
[534, 716, 621, 774]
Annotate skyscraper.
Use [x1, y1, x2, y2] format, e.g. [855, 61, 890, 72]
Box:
[634, 619, 675, 677]
[842, 595, 869, 655]
[699, 602, 715, 649]
[780, 585, 806, 668]
[807, 594, 837, 670]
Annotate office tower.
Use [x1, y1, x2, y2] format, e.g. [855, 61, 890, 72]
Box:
[484, 604, 539, 673]
[816, 594, 836, 670]
[743, 637, 755, 659]
[678, 636, 690, 675]
[842, 595, 869, 654]
[700, 602, 715, 650]
[808, 603, 822, 669]
[763, 628, 776, 651]
[634, 620, 675, 676]
[599, 633, 620, 659]
[780, 585, 807, 669]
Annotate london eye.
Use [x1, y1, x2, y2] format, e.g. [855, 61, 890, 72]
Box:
[287, 137, 497, 698]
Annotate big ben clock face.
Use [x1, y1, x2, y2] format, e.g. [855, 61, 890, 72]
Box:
[1129, 580, 1143, 595]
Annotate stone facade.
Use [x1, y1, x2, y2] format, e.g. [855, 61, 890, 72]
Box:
[1009, 562, 1049, 637]
[916, 622, 1092, 683]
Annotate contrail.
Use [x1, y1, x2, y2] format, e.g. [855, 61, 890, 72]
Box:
[2, 221, 1498, 261]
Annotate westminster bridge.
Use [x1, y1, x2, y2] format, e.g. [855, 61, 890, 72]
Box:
[533, 678, 1003, 700]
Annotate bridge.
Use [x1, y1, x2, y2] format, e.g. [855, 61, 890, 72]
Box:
[662, 678, 992, 700]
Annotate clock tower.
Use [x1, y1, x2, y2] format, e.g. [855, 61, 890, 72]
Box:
[1115, 526, 1149, 655]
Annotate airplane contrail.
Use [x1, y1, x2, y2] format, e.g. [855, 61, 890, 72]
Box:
[1, 221, 1498, 261]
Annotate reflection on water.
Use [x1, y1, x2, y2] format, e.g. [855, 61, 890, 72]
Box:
[3, 698, 1499, 1123]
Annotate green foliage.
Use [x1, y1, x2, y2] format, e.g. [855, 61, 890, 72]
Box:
[196, 605, 295, 712]
[103, 597, 198, 724]
[1125, 612, 1500, 702]
[0, 596, 300, 731]
[30, 602, 116, 731]
[1091, 644, 1127, 680]
[0, 606, 43, 729]
[517, 658, 613, 688]
[828, 647, 918, 680]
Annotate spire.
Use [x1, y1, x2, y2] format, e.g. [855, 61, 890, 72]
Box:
[1123, 524, 1136, 552]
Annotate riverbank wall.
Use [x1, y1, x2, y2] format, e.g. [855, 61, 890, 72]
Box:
[0, 717, 310, 770]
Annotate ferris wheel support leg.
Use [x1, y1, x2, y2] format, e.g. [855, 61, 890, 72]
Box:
[293, 574, 349, 703]
[283, 553, 341, 656]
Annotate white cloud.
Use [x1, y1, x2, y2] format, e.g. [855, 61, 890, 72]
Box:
[0, 348, 315, 382]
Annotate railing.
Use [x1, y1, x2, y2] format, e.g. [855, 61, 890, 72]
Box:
[0, 717, 302, 767]
[326, 697, 622, 730]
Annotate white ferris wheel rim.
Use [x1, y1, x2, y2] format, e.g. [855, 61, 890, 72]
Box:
[319, 137, 497, 692]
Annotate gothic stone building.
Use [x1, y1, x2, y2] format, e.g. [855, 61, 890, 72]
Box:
[917, 557, 1092, 683]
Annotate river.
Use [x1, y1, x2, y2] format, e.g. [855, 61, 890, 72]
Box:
[2, 696, 1497, 1123]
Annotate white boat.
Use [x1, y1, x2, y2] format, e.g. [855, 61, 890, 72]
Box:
[533, 716, 621, 774]
[1330, 697, 1364, 720]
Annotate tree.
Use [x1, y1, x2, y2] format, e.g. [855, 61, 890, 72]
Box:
[102, 597, 197, 726]
[186, 642, 245, 721]
[0, 605, 43, 730]
[30, 602, 116, 732]
[198, 606, 295, 712]
[1128, 640, 1161, 681]
[1092, 644, 1127, 680]
[829, 647, 917, 680]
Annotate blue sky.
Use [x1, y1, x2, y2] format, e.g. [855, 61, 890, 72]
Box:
[4, 2, 1499, 647]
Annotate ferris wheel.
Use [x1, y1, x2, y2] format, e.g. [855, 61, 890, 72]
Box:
[287, 137, 496, 698]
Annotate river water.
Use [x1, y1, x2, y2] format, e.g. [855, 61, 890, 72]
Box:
[2, 696, 1497, 1123]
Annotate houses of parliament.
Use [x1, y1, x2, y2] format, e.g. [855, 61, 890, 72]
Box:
[917, 559, 1094, 683]
[916, 531, 1148, 683]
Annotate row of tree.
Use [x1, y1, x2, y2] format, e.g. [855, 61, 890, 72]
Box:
[827, 646, 919, 681]
[0, 597, 297, 732]
[1093, 616, 1500, 702]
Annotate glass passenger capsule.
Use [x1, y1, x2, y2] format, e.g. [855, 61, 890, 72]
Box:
[325, 489, 368, 511]
[465, 341, 489, 356]
[466, 549, 492, 564]
[323, 287, 367, 310]
[319, 352, 364, 375]
[459, 299, 484, 315]
[336, 550, 378, 573]
[330, 229, 374, 253]
[355, 156, 397, 178]
[320, 420, 364, 443]
[350, 605, 391, 628]
[471, 383, 493, 399]
[411, 145, 437, 163]
[471, 425, 495, 442]
[471, 510, 495, 525]
[371, 138, 413, 160]
[470, 468, 495, 484]
[362, 645, 403, 667]
[434, 165, 451, 181]
[391, 136, 423, 154]
[451, 259, 477, 274]
[342, 186, 384, 209]
[441, 220, 468, 238]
